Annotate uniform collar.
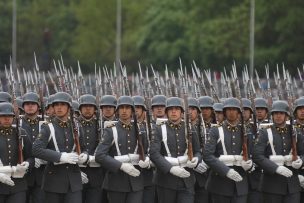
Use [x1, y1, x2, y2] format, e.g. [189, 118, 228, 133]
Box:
[275, 126, 288, 134]
[55, 117, 70, 128]
[119, 120, 132, 130]
[79, 115, 95, 126]
[225, 121, 239, 132]
[24, 116, 39, 125]
[167, 120, 182, 130]
[0, 127, 13, 135]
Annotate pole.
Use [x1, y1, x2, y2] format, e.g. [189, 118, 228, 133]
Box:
[249, 0, 255, 77]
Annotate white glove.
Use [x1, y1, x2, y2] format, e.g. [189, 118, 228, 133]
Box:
[241, 160, 253, 171]
[35, 158, 47, 168]
[78, 153, 88, 164]
[0, 173, 14, 186]
[193, 160, 208, 174]
[276, 166, 293, 177]
[226, 169, 243, 182]
[120, 163, 140, 177]
[88, 155, 101, 167]
[60, 152, 79, 164]
[298, 175, 304, 188]
[81, 172, 89, 184]
[138, 157, 150, 169]
[186, 157, 199, 168]
[292, 158, 303, 169]
[169, 166, 190, 178]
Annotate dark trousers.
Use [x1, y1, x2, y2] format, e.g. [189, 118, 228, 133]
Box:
[82, 186, 102, 203]
[0, 191, 26, 203]
[107, 190, 143, 203]
[194, 183, 209, 203]
[263, 192, 300, 203]
[143, 185, 155, 203]
[44, 190, 82, 203]
[26, 185, 45, 203]
[248, 190, 263, 203]
[156, 186, 194, 203]
[211, 193, 247, 203]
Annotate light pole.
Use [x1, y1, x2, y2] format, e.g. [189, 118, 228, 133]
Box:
[249, 0, 255, 77]
[12, 0, 17, 69]
[116, 0, 122, 68]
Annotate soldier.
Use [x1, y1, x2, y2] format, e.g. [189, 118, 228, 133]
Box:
[100, 95, 117, 123]
[45, 94, 55, 119]
[150, 97, 201, 203]
[254, 98, 270, 124]
[188, 97, 209, 203]
[292, 97, 304, 202]
[242, 98, 263, 203]
[198, 96, 215, 129]
[151, 95, 166, 121]
[0, 102, 33, 203]
[213, 102, 224, 125]
[203, 97, 253, 203]
[253, 100, 304, 202]
[32, 92, 88, 203]
[0, 92, 12, 103]
[20, 92, 45, 203]
[133, 95, 155, 203]
[72, 100, 80, 118]
[16, 97, 25, 116]
[77, 94, 104, 203]
[95, 96, 150, 203]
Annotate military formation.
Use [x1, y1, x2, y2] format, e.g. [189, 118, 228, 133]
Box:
[0, 59, 304, 203]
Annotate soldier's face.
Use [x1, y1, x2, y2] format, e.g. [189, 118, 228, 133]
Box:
[135, 106, 145, 119]
[225, 108, 239, 122]
[243, 108, 252, 121]
[189, 107, 198, 121]
[80, 105, 95, 119]
[101, 106, 115, 118]
[256, 108, 267, 120]
[0, 116, 14, 127]
[152, 105, 165, 118]
[53, 102, 70, 118]
[272, 112, 287, 127]
[296, 106, 304, 121]
[201, 107, 213, 121]
[215, 111, 224, 123]
[23, 102, 39, 115]
[118, 105, 132, 121]
[46, 106, 54, 116]
[167, 107, 182, 123]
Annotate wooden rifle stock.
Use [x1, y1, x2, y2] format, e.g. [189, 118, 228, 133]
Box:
[70, 109, 81, 155]
[133, 109, 145, 161]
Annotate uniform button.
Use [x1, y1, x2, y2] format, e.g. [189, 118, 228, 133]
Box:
[5, 133, 8, 135]
[66, 139, 69, 141]
[32, 129, 35, 132]
[86, 130, 90, 133]
[233, 143, 235, 145]
[128, 147, 131, 150]
[283, 143, 286, 146]
[176, 134, 178, 136]
[87, 143, 89, 145]
[7, 139, 10, 141]
[232, 151, 235, 153]
[177, 139, 179, 142]
[282, 137, 285, 139]
[66, 146, 69, 149]
[66, 166, 69, 169]
[128, 140, 130, 143]
[33, 136, 35, 139]
[284, 149, 286, 152]
[178, 146, 180, 149]
[8, 151, 11, 153]
[127, 134, 130, 137]
[8, 156, 11, 159]
[86, 136, 89, 139]
[8, 145, 11, 148]
[232, 136, 235, 139]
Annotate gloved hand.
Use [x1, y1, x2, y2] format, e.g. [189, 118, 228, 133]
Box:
[241, 159, 253, 171]
[193, 160, 208, 174]
[138, 157, 150, 169]
[60, 152, 79, 164]
[292, 158, 303, 169]
[276, 166, 293, 177]
[186, 157, 198, 168]
[88, 155, 101, 167]
[78, 153, 88, 165]
[0, 173, 14, 186]
[226, 169, 243, 182]
[298, 175, 304, 188]
[120, 163, 140, 177]
[170, 166, 190, 178]
[35, 158, 47, 168]
[16, 162, 29, 173]
[81, 172, 89, 184]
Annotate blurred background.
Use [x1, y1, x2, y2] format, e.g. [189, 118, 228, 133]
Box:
[1, 0, 304, 77]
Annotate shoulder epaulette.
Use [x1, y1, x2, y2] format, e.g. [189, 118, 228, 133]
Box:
[259, 123, 273, 129]
[104, 120, 118, 128]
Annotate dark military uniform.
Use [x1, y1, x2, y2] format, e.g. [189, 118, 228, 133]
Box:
[203, 120, 250, 203]
[32, 117, 86, 203]
[150, 120, 201, 203]
[21, 116, 45, 203]
[0, 127, 33, 203]
[95, 120, 147, 203]
[78, 115, 104, 203]
[253, 124, 304, 202]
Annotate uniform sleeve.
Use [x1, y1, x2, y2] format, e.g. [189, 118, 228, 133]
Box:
[149, 126, 172, 174]
[252, 128, 278, 174]
[32, 124, 61, 163]
[191, 129, 202, 161]
[21, 129, 34, 169]
[95, 128, 122, 172]
[203, 127, 231, 177]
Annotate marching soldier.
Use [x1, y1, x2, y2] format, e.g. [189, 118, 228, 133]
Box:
[0, 102, 33, 203]
[72, 100, 80, 118]
[242, 98, 263, 203]
[20, 92, 45, 203]
[133, 95, 155, 203]
[293, 97, 304, 202]
[198, 96, 215, 129]
[150, 97, 201, 203]
[100, 95, 117, 123]
[151, 95, 166, 122]
[0, 92, 12, 103]
[213, 102, 224, 125]
[32, 92, 88, 203]
[95, 96, 150, 203]
[77, 94, 104, 203]
[45, 94, 55, 119]
[188, 97, 209, 203]
[203, 97, 252, 203]
[16, 97, 25, 116]
[254, 98, 270, 124]
[253, 100, 304, 202]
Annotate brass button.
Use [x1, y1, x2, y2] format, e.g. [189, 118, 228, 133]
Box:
[128, 140, 130, 143]
[32, 129, 35, 132]
[128, 147, 131, 150]
[8, 151, 11, 153]
[66, 146, 69, 149]
[86, 136, 89, 139]
[86, 130, 90, 133]
[233, 143, 235, 145]
[7, 139, 10, 141]
[66, 166, 69, 169]
[8, 145, 11, 148]
[232, 136, 235, 139]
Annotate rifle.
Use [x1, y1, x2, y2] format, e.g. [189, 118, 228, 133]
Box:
[249, 79, 258, 137]
[70, 108, 81, 155]
[95, 66, 102, 141]
[34, 54, 45, 121]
